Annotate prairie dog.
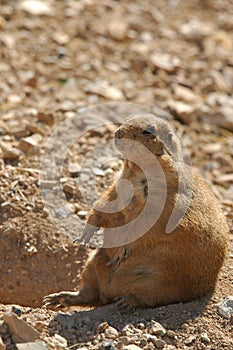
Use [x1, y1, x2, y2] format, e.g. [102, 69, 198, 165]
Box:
[44, 114, 228, 312]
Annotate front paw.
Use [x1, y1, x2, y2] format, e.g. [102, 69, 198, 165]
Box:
[43, 291, 78, 310]
[115, 295, 138, 313]
[74, 223, 98, 245]
[107, 248, 131, 266]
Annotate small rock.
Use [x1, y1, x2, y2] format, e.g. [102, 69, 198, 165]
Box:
[180, 19, 213, 41]
[121, 324, 138, 336]
[214, 174, 233, 185]
[53, 334, 67, 348]
[210, 70, 232, 94]
[16, 342, 48, 350]
[52, 32, 70, 45]
[92, 167, 105, 177]
[63, 183, 78, 195]
[172, 84, 197, 103]
[0, 143, 21, 160]
[168, 100, 195, 123]
[3, 312, 39, 343]
[200, 332, 210, 344]
[37, 112, 54, 125]
[99, 342, 116, 350]
[122, 345, 141, 350]
[78, 210, 88, 218]
[150, 337, 166, 349]
[139, 337, 147, 347]
[18, 134, 42, 155]
[85, 81, 124, 100]
[98, 322, 109, 333]
[58, 101, 78, 111]
[105, 326, 119, 339]
[150, 321, 166, 336]
[118, 336, 135, 345]
[150, 53, 180, 72]
[19, 0, 53, 15]
[218, 296, 233, 319]
[0, 337, 5, 350]
[184, 335, 196, 345]
[166, 330, 176, 338]
[211, 106, 233, 132]
[202, 143, 222, 154]
[11, 306, 22, 317]
[68, 163, 81, 177]
[107, 19, 128, 41]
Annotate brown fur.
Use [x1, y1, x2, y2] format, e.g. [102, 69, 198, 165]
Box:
[44, 115, 228, 312]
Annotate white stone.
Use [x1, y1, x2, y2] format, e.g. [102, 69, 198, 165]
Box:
[104, 326, 119, 339]
[19, 0, 53, 15]
[218, 296, 233, 319]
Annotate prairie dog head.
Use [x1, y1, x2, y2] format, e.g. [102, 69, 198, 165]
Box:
[114, 114, 182, 163]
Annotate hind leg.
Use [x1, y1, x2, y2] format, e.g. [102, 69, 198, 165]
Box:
[110, 256, 183, 312]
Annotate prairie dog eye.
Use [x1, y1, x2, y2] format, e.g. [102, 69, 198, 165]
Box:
[115, 129, 124, 138]
[142, 125, 157, 138]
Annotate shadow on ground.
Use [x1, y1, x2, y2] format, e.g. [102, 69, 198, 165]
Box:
[49, 293, 212, 344]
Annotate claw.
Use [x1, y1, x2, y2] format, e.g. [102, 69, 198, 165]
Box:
[115, 295, 137, 314]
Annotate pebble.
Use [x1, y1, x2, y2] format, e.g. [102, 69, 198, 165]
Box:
[77, 210, 88, 218]
[166, 330, 176, 338]
[68, 163, 81, 177]
[180, 19, 213, 41]
[122, 324, 139, 336]
[16, 342, 48, 350]
[18, 134, 42, 155]
[200, 332, 210, 344]
[0, 143, 21, 160]
[150, 337, 166, 349]
[184, 335, 196, 345]
[172, 84, 197, 103]
[118, 336, 135, 345]
[85, 81, 124, 101]
[19, 0, 53, 16]
[11, 305, 22, 317]
[107, 20, 128, 41]
[37, 112, 54, 125]
[218, 296, 233, 319]
[212, 106, 233, 132]
[150, 321, 166, 336]
[122, 345, 141, 350]
[63, 183, 78, 195]
[98, 342, 116, 350]
[167, 100, 195, 123]
[3, 312, 39, 343]
[150, 52, 180, 72]
[105, 326, 119, 339]
[92, 167, 105, 177]
[139, 337, 147, 347]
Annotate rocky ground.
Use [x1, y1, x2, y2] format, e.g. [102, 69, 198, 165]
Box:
[0, 0, 233, 349]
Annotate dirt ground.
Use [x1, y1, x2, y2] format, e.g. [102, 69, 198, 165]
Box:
[0, 0, 232, 349]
